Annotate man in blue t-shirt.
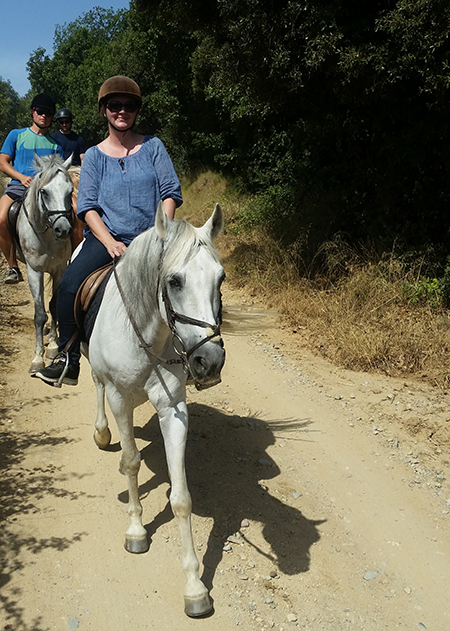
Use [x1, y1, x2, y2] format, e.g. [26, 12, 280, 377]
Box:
[0, 93, 63, 284]
[52, 108, 86, 166]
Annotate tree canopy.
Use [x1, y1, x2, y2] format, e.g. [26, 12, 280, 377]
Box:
[24, 0, 450, 258]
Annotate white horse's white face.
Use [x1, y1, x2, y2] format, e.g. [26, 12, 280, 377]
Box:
[37, 169, 73, 240]
[166, 245, 225, 383]
[157, 203, 226, 386]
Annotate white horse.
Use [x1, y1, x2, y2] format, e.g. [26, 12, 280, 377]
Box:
[83, 202, 226, 617]
[10, 153, 73, 372]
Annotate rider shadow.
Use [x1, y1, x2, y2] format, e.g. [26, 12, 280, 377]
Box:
[133, 403, 325, 591]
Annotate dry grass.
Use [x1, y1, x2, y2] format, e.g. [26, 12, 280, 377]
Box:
[180, 174, 450, 389]
[220, 226, 450, 388]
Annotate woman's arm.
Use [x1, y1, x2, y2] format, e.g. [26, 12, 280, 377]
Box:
[162, 197, 176, 220]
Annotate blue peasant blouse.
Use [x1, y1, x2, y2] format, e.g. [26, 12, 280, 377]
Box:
[77, 135, 182, 245]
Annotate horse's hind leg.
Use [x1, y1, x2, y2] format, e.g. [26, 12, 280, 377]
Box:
[106, 386, 148, 553]
[26, 266, 47, 373]
[91, 369, 111, 449]
[158, 398, 211, 617]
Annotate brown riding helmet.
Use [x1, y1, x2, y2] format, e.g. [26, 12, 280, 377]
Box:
[98, 76, 142, 106]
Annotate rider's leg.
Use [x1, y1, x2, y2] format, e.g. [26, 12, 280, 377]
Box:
[0, 194, 18, 268]
[35, 233, 113, 385]
[57, 233, 113, 362]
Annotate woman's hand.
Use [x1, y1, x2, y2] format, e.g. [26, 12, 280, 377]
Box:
[106, 239, 127, 258]
[84, 209, 127, 258]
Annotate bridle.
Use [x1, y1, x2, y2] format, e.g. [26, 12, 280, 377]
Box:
[113, 251, 223, 385]
[22, 172, 73, 236]
[161, 282, 223, 361]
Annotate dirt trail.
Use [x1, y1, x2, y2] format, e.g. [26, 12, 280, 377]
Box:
[1, 278, 449, 631]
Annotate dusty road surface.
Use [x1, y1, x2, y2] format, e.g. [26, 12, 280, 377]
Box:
[1, 274, 450, 631]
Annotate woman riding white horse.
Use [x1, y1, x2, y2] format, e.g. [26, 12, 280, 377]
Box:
[36, 76, 182, 386]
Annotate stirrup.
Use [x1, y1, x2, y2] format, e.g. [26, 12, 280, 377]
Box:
[52, 351, 70, 389]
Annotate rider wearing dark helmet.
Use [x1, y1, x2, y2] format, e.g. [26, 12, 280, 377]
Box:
[51, 107, 86, 166]
[0, 93, 63, 284]
[35, 76, 182, 387]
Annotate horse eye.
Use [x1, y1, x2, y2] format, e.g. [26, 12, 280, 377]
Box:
[169, 276, 182, 289]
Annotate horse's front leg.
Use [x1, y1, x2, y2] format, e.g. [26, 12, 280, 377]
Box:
[46, 268, 65, 359]
[91, 369, 111, 449]
[106, 385, 148, 553]
[158, 395, 211, 617]
[26, 266, 47, 373]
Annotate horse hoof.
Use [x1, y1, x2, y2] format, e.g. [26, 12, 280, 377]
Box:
[125, 536, 149, 554]
[93, 428, 112, 450]
[45, 347, 59, 360]
[184, 594, 212, 617]
[29, 361, 45, 374]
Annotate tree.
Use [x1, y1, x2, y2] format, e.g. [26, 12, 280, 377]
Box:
[26, 0, 450, 257]
[27, 7, 128, 146]
[0, 77, 20, 145]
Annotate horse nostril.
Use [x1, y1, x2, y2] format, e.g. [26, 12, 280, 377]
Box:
[193, 356, 208, 372]
[53, 220, 72, 240]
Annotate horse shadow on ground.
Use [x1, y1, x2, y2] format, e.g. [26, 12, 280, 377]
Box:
[0, 413, 87, 631]
[127, 403, 325, 592]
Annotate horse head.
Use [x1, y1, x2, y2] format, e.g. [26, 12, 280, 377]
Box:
[32, 154, 74, 240]
[156, 202, 226, 388]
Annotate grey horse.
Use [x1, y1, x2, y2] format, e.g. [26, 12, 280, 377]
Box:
[10, 153, 73, 372]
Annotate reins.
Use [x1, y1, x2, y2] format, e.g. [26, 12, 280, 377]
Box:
[113, 256, 183, 368]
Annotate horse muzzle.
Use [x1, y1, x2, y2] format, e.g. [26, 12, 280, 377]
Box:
[188, 341, 226, 388]
[52, 216, 73, 241]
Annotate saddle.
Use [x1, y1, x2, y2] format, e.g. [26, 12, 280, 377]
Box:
[74, 262, 114, 334]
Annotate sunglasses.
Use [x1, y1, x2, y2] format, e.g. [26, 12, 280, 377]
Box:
[34, 107, 54, 117]
[106, 100, 139, 113]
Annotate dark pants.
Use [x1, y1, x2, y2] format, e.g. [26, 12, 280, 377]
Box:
[57, 233, 112, 364]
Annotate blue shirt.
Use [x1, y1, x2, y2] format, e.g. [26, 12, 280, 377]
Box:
[77, 135, 182, 245]
[51, 130, 86, 166]
[1, 127, 64, 182]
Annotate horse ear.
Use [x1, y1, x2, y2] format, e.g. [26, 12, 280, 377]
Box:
[201, 203, 223, 240]
[63, 154, 73, 170]
[34, 152, 44, 170]
[155, 201, 168, 239]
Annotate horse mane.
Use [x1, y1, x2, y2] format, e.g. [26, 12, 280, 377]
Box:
[25, 154, 70, 223]
[117, 217, 220, 325]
